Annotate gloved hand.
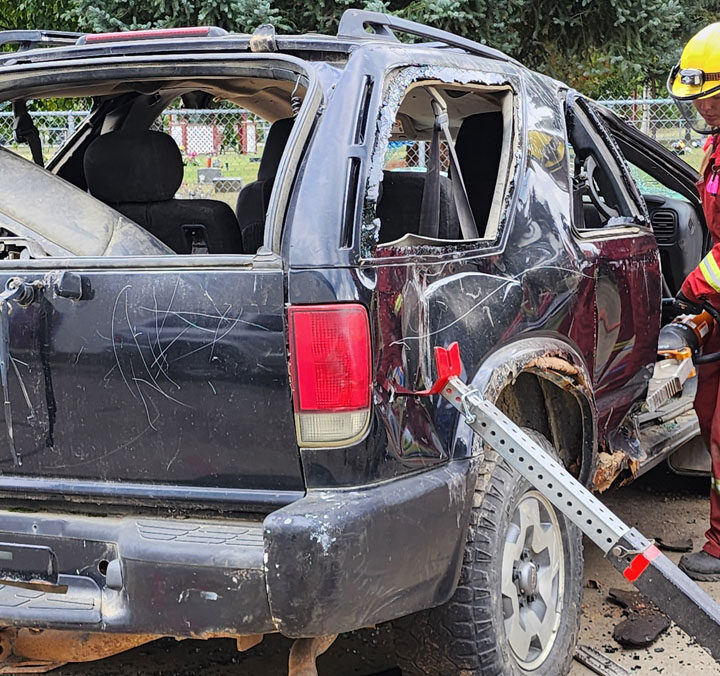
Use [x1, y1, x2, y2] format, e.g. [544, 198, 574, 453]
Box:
[673, 290, 706, 316]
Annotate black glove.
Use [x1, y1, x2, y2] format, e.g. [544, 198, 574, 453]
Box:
[673, 290, 706, 316]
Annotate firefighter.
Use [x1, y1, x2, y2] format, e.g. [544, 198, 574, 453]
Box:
[670, 22, 720, 580]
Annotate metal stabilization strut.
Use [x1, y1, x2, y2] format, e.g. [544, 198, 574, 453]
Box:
[427, 342, 720, 662]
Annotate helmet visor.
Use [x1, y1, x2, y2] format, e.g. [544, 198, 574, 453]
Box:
[668, 65, 720, 134]
[674, 98, 720, 135]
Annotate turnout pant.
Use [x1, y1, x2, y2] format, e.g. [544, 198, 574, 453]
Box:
[694, 328, 720, 558]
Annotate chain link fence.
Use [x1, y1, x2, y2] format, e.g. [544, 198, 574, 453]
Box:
[0, 99, 705, 191]
[597, 98, 705, 169]
[384, 140, 451, 172]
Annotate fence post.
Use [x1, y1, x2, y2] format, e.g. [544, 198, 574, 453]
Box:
[641, 85, 651, 136]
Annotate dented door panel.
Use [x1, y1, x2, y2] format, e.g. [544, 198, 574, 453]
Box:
[590, 235, 662, 434]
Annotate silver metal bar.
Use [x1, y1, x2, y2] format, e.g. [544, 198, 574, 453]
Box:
[442, 376, 631, 553]
[433, 353, 720, 660]
[574, 645, 628, 676]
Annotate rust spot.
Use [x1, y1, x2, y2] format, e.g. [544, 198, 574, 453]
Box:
[618, 458, 641, 488]
[235, 634, 264, 652]
[12, 630, 159, 663]
[527, 355, 579, 378]
[288, 634, 337, 676]
[527, 354, 592, 396]
[592, 450, 627, 493]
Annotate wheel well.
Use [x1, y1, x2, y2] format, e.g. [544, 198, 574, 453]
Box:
[495, 371, 591, 482]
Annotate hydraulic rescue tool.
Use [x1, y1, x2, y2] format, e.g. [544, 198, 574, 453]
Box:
[646, 300, 720, 413]
[425, 342, 720, 662]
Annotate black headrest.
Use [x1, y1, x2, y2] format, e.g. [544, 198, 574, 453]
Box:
[257, 118, 294, 182]
[84, 130, 183, 203]
[456, 112, 503, 166]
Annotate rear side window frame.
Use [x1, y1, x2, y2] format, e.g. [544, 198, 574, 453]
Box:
[358, 65, 521, 263]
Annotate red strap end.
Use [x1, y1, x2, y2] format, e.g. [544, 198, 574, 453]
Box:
[390, 342, 463, 396]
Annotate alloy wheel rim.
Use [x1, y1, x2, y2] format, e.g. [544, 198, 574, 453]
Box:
[501, 490, 565, 670]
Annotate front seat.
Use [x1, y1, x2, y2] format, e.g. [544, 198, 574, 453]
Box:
[235, 118, 294, 253]
[84, 130, 243, 254]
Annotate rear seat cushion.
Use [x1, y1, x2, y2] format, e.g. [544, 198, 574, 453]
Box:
[84, 130, 243, 254]
[235, 118, 294, 253]
[114, 200, 242, 254]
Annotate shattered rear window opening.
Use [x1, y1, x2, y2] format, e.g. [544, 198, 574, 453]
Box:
[0, 58, 315, 260]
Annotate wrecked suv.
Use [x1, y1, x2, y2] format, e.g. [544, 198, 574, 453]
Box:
[0, 11, 709, 676]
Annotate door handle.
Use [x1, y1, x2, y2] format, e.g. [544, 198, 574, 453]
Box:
[54, 271, 84, 300]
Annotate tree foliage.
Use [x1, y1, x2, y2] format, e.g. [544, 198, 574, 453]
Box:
[391, 0, 687, 97]
[62, 0, 281, 33]
[0, 0, 76, 31]
[0, 0, 715, 97]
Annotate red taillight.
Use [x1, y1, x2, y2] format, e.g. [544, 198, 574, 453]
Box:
[288, 304, 371, 446]
[81, 27, 223, 44]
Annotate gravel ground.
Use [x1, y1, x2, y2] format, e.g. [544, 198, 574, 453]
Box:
[570, 466, 720, 676]
[42, 466, 720, 675]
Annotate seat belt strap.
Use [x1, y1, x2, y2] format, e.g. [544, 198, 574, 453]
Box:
[428, 91, 479, 240]
[418, 119, 441, 239]
[12, 101, 44, 168]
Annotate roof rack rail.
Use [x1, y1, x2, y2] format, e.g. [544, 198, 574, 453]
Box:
[337, 10, 519, 66]
[0, 30, 84, 52]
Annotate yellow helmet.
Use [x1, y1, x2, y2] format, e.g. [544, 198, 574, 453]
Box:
[668, 23, 720, 133]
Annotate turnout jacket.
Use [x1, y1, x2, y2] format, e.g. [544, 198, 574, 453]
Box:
[682, 135, 720, 304]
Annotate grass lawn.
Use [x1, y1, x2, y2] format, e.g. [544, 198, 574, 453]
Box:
[181, 150, 264, 185]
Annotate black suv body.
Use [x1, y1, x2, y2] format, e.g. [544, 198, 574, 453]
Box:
[0, 11, 707, 675]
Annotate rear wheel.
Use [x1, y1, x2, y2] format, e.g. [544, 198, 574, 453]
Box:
[394, 429, 583, 675]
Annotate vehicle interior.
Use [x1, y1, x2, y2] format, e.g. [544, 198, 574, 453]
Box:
[375, 82, 515, 247]
[567, 98, 707, 296]
[0, 69, 307, 258]
[614, 141, 708, 297]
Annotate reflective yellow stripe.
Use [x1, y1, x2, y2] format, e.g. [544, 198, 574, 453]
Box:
[712, 477, 720, 494]
[700, 251, 720, 293]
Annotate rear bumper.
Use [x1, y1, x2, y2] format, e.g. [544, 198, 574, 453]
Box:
[0, 459, 475, 637]
[0, 514, 274, 636]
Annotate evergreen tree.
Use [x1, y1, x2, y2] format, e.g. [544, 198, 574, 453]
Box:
[0, 0, 713, 98]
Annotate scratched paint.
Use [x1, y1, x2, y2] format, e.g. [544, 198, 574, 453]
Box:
[0, 269, 305, 493]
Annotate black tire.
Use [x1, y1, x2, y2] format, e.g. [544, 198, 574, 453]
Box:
[394, 429, 583, 676]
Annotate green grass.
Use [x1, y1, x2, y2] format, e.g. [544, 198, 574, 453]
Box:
[681, 147, 705, 171]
